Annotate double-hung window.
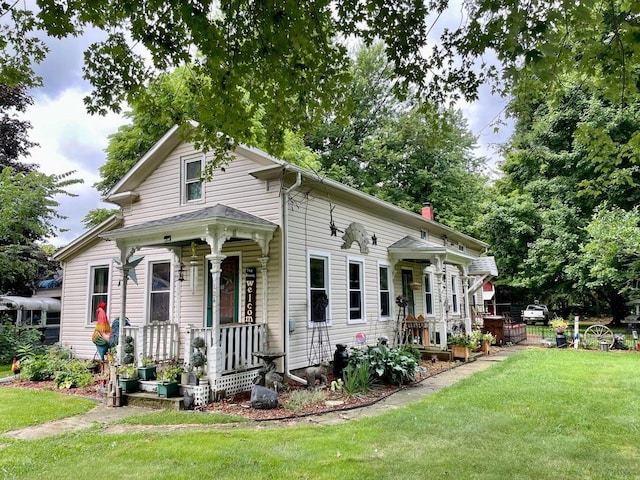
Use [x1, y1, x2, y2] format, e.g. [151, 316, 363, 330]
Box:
[348, 258, 365, 323]
[149, 262, 171, 322]
[424, 271, 434, 315]
[89, 265, 109, 323]
[309, 253, 330, 323]
[183, 155, 204, 203]
[451, 274, 459, 314]
[378, 263, 391, 318]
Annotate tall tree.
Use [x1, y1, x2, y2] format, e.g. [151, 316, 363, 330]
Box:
[0, 84, 36, 173]
[2, 1, 636, 169]
[0, 84, 81, 294]
[305, 44, 486, 233]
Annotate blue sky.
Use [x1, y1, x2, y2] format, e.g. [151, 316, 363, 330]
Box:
[22, 10, 513, 247]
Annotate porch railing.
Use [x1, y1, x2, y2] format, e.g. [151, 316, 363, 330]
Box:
[123, 322, 179, 363]
[187, 323, 267, 375]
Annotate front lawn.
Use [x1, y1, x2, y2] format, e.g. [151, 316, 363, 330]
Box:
[2, 348, 640, 479]
[0, 387, 97, 433]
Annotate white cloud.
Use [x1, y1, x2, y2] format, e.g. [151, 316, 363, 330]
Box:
[23, 88, 125, 247]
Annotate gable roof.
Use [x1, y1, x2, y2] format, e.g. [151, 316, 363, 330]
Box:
[104, 123, 488, 251]
[53, 214, 123, 262]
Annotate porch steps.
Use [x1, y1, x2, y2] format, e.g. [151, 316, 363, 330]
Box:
[122, 391, 184, 411]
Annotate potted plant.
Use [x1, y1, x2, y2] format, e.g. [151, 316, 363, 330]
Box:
[137, 357, 157, 381]
[550, 318, 569, 348]
[157, 364, 183, 398]
[448, 333, 475, 361]
[119, 364, 139, 393]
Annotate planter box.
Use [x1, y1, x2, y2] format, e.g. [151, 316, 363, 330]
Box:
[157, 381, 179, 398]
[137, 366, 156, 381]
[451, 345, 471, 361]
[119, 378, 139, 394]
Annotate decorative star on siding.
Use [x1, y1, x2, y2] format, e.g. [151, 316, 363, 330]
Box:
[113, 254, 144, 285]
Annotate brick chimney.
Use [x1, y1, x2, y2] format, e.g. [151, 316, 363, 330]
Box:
[421, 202, 434, 220]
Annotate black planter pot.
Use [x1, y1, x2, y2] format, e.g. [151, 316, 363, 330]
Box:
[556, 334, 567, 348]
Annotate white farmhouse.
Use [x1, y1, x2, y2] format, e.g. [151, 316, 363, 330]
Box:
[54, 124, 498, 395]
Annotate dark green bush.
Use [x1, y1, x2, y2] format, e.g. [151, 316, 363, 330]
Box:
[348, 344, 418, 386]
[0, 321, 45, 364]
[53, 359, 95, 389]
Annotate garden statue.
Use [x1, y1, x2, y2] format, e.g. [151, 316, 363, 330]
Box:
[92, 302, 112, 360]
[306, 360, 329, 389]
[333, 344, 349, 379]
[264, 369, 286, 392]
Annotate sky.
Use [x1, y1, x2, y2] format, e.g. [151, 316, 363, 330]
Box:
[21, 9, 513, 248]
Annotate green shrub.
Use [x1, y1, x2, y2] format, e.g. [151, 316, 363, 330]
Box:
[0, 321, 45, 364]
[348, 344, 418, 386]
[20, 354, 54, 381]
[342, 360, 377, 397]
[53, 360, 95, 389]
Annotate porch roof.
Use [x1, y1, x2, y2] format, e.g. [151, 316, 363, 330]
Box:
[100, 204, 277, 248]
[469, 256, 498, 277]
[387, 235, 476, 265]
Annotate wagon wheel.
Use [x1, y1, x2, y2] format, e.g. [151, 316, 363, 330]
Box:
[582, 324, 614, 350]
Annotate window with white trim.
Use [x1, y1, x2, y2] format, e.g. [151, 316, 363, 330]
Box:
[451, 274, 459, 314]
[424, 271, 434, 316]
[89, 265, 109, 323]
[183, 155, 204, 203]
[347, 258, 365, 322]
[378, 264, 391, 318]
[309, 253, 330, 323]
[149, 262, 171, 322]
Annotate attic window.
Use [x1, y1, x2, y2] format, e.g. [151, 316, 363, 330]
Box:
[183, 155, 204, 203]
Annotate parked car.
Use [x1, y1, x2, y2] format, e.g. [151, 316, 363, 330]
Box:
[521, 304, 550, 325]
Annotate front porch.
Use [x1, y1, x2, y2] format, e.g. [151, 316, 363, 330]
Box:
[122, 321, 268, 395]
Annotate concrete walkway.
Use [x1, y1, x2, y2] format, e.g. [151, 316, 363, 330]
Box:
[2, 345, 527, 440]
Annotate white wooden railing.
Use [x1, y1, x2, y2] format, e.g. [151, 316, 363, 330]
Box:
[123, 322, 179, 363]
[186, 323, 267, 375]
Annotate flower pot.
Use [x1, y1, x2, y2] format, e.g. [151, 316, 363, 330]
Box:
[451, 345, 470, 361]
[556, 334, 567, 348]
[119, 377, 139, 393]
[137, 366, 156, 381]
[157, 381, 179, 398]
[481, 341, 490, 354]
[180, 372, 190, 385]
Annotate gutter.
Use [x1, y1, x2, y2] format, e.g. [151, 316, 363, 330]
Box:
[282, 171, 306, 385]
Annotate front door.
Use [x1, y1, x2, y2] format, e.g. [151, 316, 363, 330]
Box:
[401, 269, 415, 316]
[206, 256, 239, 327]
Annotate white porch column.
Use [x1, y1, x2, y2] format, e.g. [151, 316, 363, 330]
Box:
[434, 258, 447, 350]
[462, 269, 472, 334]
[205, 253, 226, 381]
[259, 256, 269, 327]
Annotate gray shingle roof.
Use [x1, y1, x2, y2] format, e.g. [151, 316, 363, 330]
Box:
[112, 204, 276, 234]
[469, 256, 498, 276]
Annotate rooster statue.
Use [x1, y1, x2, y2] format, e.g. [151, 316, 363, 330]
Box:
[11, 357, 20, 379]
[91, 302, 126, 361]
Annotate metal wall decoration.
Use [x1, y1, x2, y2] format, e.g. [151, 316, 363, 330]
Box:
[243, 267, 257, 324]
[341, 222, 370, 254]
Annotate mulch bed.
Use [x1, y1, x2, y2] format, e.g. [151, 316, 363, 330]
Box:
[204, 359, 457, 421]
[2, 359, 462, 421]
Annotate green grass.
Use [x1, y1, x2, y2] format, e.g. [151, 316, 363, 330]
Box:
[119, 410, 248, 425]
[0, 388, 97, 433]
[2, 349, 640, 479]
[0, 364, 10, 378]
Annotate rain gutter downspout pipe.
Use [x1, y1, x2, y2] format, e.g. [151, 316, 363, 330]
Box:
[282, 170, 306, 385]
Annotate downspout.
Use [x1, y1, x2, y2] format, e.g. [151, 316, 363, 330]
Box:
[282, 170, 306, 384]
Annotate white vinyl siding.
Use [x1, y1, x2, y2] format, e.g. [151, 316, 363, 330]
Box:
[348, 257, 365, 324]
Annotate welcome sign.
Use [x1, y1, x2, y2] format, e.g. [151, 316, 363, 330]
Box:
[244, 267, 257, 323]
